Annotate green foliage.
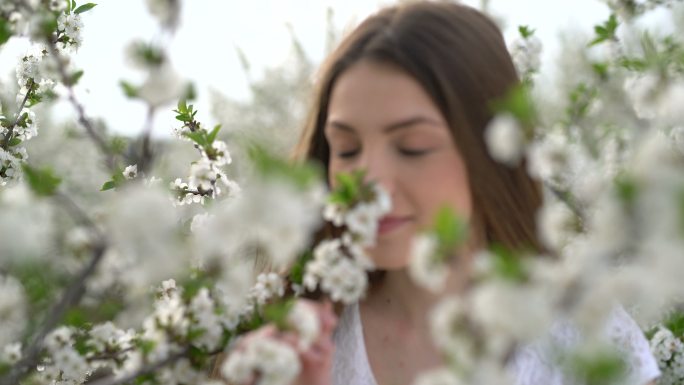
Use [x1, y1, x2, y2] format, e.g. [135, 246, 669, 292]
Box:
[518, 25, 535, 39]
[490, 244, 527, 282]
[180, 272, 215, 303]
[590, 15, 619, 47]
[119, 80, 139, 98]
[432, 206, 467, 260]
[68, 70, 84, 86]
[567, 347, 627, 385]
[564, 83, 598, 125]
[173, 99, 198, 123]
[288, 250, 313, 285]
[263, 299, 296, 331]
[22, 164, 61, 196]
[8, 138, 22, 147]
[490, 84, 536, 128]
[0, 19, 10, 47]
[100, 168, 125, 191]
[248, 144, 322, 190]
[663, 310, 684, 337]
[614, 174, 638, 207]
[327, 170, 368, 207]
[74, 3, 97, 14]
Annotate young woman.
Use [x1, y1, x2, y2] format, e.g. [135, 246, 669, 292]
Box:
[221, 2, 660, 385]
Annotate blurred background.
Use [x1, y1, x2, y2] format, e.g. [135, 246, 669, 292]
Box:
[0, 0, 675, 142]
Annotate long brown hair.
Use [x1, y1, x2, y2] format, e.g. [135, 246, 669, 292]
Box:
[212, 2, 544, 380]
[292, 1, 543, 253]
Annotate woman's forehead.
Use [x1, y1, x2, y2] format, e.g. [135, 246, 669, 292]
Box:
[326, 61, 446, 131]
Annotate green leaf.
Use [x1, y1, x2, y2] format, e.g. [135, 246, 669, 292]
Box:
[0, 19, 11, 47]
[567, 346, 626, 385]
[22, 165, 61, 196]
[614, 174, 638, 206]
[263, 299, 296, 331]
[288, 251, 313, 285]
[71, 0, 77, 12]
[591, 62, 609, 79]
[74, 3, 97, 14]
[662, 311, 684, 338]
[183, 131, 207, 147]
[119, 80, 138, 98]
[207, 125, 221, 144]
[432, 206, 467, 254]
[69, 70, 84, 86]
[8, 137, 22, 146]
[490, 84, 536, 127]
[589, 14, 619, 47]
[518, 25, 535, 39]
[100, 180, 116, 191]
[491, 245, 527, 282]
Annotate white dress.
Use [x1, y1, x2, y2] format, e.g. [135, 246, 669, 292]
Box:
[331, 303, 661, 385]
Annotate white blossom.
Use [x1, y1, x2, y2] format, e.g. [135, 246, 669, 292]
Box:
[221, 336, 300, 385]
[484, 113, 525, 166]
[1, 342, 22, 364]
[138, 63, 186, 107]
[123, 164, 138, 179]
[188, 288, 223, 351]
[320, 257, 368, 304]
[537, 200, 577, 251]
[408, 234, 448, 293]
[509, 34, 543, 78]
[250, 273, 285, 306]
[286, 301, 321, 350]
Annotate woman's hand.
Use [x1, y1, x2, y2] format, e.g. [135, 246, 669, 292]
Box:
[226, 299, 338, 385]
[282, 300, 337, 385]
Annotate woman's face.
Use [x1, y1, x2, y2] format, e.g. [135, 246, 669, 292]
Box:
[325, 60, 473, 270]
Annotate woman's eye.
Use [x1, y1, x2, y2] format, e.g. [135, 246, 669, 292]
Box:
[337, 149, 360, 159]
[399, 148, 431, 157]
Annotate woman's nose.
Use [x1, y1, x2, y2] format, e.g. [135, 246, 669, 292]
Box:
[358, 151, 395, 195]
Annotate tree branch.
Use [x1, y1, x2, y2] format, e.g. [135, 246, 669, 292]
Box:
[0, 192, 108, 385]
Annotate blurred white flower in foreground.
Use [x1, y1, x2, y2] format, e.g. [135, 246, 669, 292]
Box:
[485, 113, 524, 166]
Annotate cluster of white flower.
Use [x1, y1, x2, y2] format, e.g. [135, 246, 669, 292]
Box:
[250, 273, 286, 306]
[56, 13, 84, 50]
[221, 336, 301, 385]
[188, 288, 224, 351]
[43, 326, 90, 385]
[650, 326, 684, 385]
[509, 28, 542, 81]
[286, 301, 321, 350]
[408, 234, 448, 293]
[193, 178, 321, 272]
[303, 184, 390, 303]
[172, 149, 239, 206]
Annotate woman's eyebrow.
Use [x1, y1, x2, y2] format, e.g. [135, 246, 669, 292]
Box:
[326, 116, 444, 134]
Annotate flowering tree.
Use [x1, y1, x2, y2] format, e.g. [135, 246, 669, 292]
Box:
[1, 1, 684, 385]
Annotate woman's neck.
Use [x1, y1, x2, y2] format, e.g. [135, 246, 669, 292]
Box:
[362, 254, 473, 327]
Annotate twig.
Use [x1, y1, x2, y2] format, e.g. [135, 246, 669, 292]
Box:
[138, 105, 156, 175]
[1, 79, 34, 150]
[544, 182, 586, 231]
[0, 193, 107, 385]
[86, 348, 189, 385]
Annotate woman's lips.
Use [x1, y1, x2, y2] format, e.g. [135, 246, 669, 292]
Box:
[377, 216, 411, 235]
